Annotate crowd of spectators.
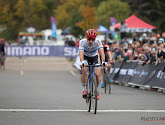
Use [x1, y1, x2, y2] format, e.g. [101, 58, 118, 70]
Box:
[108, 32, 165, 65]
[64, 32, 165, 65]
[64, 37, 80, 47]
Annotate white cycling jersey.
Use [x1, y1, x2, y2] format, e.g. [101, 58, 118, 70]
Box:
[79, 38, 103, 57]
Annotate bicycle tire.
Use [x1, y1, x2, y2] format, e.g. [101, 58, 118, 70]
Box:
[91, 76, 97, 114]
[86, 77, 91, 112]
[104, 72, 107, 93]
[108, 81, 111, 94]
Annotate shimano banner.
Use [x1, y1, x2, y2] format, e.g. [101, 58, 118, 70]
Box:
[110, 61, 165, 88]
[7, 46, 79, 57]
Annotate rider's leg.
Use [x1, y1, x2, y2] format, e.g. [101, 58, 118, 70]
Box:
[94, 67, 101, 87]
[107, 63, 111, 82]
[107, 63, 111, 73]
[100, 67, 104, 88]
[81, 67, 87, 83]
[94, 67, 101, 99]
[81, 67, 88, 98]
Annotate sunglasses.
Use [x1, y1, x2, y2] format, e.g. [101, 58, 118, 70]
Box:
[87, 37, 95, 41]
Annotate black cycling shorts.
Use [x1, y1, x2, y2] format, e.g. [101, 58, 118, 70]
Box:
[84, 55, 99, 65]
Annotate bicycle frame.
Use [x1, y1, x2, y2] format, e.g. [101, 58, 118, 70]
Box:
[88, 67, 95, 88]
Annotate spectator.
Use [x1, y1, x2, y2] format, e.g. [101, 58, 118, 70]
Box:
[75, 38, 80, 47]
[120, 20, 127, 39]
[149, 32, 156, 42]
[134, 41, 143, 60]
[68, 38, 75, 46]
[124, 41, 134, 60]
[156, 34, 160, 42]
[149, 40, 157, 52]
[157, 38, 165, 61]
[120, 37, 128, 46]
[141, 46, 151, 65]
[112, 41, 119, 49]
[64, 37, 69, 46]
[113, 32, 121, 42]
[139, 33, 148, 45]
[113, 47, 124, 62]
[148, 49, 157, 64]
[133, 33, 139, 42]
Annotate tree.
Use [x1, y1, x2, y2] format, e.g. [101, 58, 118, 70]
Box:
[53, 0, 94, 30]
[122, 0, 165, 33]
[76, 6, 97, 33]
[70, 10, 84, 38]
[96, 0, 131, 28]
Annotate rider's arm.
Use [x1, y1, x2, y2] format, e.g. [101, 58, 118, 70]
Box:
[79, 50, 84, 62]
[107, 51, 112, 61]
[99, 48, 105, 61]
[98, 39, 105, 61]
[79, 40, 84, 62]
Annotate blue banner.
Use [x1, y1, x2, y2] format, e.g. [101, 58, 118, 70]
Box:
[110, 17, 117, 26]
[7, 46, 79, 57]
[51, 16, 57, 38]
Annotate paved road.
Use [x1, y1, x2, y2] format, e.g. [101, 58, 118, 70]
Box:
[0, 57, 165, 125]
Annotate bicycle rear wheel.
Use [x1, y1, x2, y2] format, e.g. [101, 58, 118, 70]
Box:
[108, 79, 111, 94]
[91, 76, 97, 114]
[86, 77, 91, 112]
[103, 71, 107, 93]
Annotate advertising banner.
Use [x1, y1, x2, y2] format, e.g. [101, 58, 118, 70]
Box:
[110, 61, 165, 88]
[7, 46, 79, 57]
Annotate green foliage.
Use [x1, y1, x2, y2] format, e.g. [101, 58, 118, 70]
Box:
[70, 11, 84, 38]
[96, 0, 131, 28]
[0, 0, 59, 40]
[122, 0, 165, 33]
[53, 0, 94, 30]
[76, 6, 97, 32]
[0, 0, 164, 40]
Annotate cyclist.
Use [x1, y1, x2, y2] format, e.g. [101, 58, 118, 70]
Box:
[0, 38, 7, 69]
[100, 43, 113, 88]
[79, 29, 105, 100]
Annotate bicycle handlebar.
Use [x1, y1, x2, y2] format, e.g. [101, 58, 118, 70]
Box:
[85, 64, 102, 67]
[80, 64, 102, 74]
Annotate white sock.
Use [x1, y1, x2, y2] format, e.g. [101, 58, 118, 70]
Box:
[82, 83, 87, 91]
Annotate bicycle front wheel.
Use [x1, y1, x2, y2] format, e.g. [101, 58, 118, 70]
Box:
[86, 77, 91, 112]
[91, 76, 97, 114]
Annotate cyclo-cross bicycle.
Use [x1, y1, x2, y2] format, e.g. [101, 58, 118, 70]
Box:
[82, 64, 102, 114]
[102, 62, 111, 94]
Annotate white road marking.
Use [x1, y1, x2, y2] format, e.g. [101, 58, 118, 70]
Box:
[20, 70, 24, 76]
[0, 109, 165, 112]
[70, 71, 77, 77]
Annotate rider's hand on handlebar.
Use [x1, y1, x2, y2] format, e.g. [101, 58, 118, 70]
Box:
[80, 60, 85, 68]
[102, 60, 105, 67]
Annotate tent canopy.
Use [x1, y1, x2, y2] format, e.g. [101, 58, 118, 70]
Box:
[97, 25, 109, 33]
[110, 15, 157, 32]
[61, 26, 71, 35]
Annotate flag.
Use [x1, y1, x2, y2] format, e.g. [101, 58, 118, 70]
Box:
[51, 16, 57, 38]
[110, 17, 117, 26]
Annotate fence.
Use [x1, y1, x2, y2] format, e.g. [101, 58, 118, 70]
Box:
[110, 61, 165, 89]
